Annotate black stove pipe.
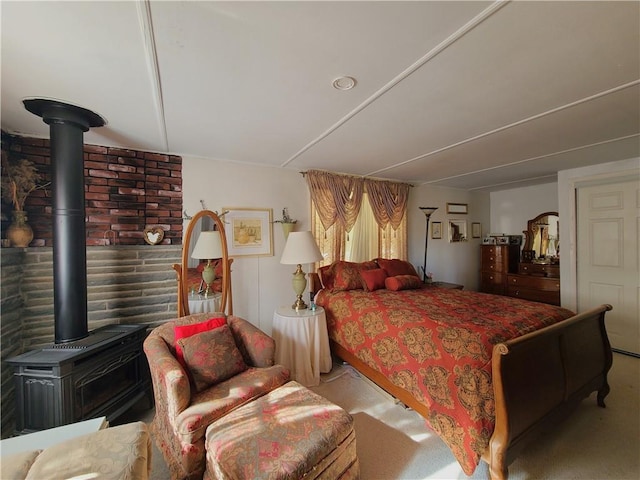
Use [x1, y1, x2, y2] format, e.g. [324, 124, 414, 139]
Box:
[24, 99, 106, 343]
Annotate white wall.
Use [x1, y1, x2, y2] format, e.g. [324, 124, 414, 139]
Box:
[490, 182, 558, 237]
[182, 156, 309, 334]
[408, 185, 490, 291]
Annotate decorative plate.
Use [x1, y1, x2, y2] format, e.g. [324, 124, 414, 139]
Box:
[143, 227, 164, 245]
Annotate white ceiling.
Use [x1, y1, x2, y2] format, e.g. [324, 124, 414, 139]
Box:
[2, 1, 639, 192]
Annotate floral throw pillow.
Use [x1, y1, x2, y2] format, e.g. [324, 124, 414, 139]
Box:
[331, 261, 375, 291]
[385, 274, 423, 291]
[174, 316, 227, 367]
[177, 325, 248, 392]
[360, 268, 388, 292]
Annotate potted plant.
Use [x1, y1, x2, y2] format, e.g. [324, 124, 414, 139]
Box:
[1, 152, 48, 247]
[274, 207, 297, 239]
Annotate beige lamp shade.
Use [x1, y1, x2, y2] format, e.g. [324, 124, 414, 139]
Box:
[280, 231, 323, 310]
[191, 231, 223, 297]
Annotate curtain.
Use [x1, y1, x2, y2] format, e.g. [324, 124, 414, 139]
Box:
[365, 178, 410, 230]
[345, 194, 379, 262]
[305, 170, 363, 233]
[307, 170, 410, 264]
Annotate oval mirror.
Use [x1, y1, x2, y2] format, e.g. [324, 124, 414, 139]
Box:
[173, 210, 233, 316]
[522, 211, 559, 262]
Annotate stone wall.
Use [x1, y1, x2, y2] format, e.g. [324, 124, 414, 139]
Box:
[0, 244, 181, 438]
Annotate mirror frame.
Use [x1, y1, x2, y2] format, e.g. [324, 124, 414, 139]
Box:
[521, 211, 559, 262]
[173, 210, 233, 317]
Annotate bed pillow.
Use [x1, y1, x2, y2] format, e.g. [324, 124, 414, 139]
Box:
[177, 325, 247, 392]
[174, 315, 227, 366]
[332, 260, 378, 291]
[318, 264, 335, 290]
[360, 268, 388, 292]
[385, 274, 422, 291]
[377, 258, 420, 279]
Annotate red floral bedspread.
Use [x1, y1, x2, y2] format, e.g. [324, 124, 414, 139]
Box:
[315, 286, 574, 474]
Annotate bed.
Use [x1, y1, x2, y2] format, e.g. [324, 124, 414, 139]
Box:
[310, 259, 612, 480]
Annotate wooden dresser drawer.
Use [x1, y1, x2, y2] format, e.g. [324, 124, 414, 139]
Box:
[507, 286, 561, 305]
[507, 274, 560, 292]
[481, 271, 504, 285]
[518, 263, 560, 277]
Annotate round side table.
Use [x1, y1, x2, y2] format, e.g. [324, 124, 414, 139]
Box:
[272, 306, 332, 387]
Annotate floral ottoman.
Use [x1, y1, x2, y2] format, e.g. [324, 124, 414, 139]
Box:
[203, 381, 359, 480]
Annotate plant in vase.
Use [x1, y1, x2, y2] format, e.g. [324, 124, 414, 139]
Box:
[274, 207, 297, 239]
[1, 152, 49, 247]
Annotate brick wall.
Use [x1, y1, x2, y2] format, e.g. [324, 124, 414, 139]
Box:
[1, 131, 183, 246]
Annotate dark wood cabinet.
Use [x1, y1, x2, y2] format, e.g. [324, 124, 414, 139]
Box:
[506, 274, 560, 305]
[480, 245, 519, 295]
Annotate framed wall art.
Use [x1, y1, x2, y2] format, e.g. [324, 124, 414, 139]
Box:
[472, 222, 481, 238]
[431, 221, 442, 239]
[446, 202, 468, 214]
[222, 207, 273, 257]
[449, 220, 467, 243]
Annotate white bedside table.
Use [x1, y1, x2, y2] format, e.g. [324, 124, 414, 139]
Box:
[188, 292, 221, 314]
[272, 306, 332, 387]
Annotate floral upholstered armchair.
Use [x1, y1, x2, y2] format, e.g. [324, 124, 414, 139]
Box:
[143, 313, 290, 480]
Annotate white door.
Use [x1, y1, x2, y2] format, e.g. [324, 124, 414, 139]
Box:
[577, 178, 640, 355]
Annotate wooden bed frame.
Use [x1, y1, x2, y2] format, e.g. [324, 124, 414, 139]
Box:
[312, 272, 612, 479]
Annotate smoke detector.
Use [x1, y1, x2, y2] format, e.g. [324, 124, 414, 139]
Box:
[332, 76, 357, 91]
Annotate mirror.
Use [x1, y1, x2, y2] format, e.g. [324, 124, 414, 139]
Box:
[522, 211, 559, 263]
[448, 220, 467, 242]
[173, 210, 233, 316]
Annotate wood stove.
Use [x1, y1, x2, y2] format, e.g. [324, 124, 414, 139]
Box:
[7, 325, 150, 433]
[6, 99, 152, 434]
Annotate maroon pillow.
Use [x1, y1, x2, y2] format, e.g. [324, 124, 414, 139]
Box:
[318, 265, 335, 290]
[360, 268, 387, 292]
[174, 316, 227, 366]
[376, 258, 420, 278]
[177, 325, 247, 392]
[385, 275, 422, 291]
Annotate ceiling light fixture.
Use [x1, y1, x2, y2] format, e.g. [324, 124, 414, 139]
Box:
[332, 76, 357, 91]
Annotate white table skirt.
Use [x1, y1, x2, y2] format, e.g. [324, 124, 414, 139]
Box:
[188, 293, 221, 314]
[272, 306, 332, 387]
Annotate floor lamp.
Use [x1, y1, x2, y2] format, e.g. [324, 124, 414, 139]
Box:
[419, 207, 438, 283]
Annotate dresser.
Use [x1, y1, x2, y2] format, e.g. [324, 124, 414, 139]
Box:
[506, 263, 560, 306]
[480, 244, 520, 295]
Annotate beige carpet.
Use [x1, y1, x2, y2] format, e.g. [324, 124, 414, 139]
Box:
[123, 352, 638, 479]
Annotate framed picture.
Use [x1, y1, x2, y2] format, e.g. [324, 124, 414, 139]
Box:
[449, 220, 467, 242]
[446, 202, 468, 214]
[222, 207, 273, 257]
[482, 236, 496, 245]
[431, 221, 442, 239]
[471, 222, 481, 238]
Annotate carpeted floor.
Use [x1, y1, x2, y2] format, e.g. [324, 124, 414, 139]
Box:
[121, 352, 639, 479]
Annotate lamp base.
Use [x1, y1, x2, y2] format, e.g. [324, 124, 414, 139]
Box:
[291, 264, 308, 310]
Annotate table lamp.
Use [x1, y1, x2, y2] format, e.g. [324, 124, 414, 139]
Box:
[191, 230, 223, 297]
[280, 231, 323, 310]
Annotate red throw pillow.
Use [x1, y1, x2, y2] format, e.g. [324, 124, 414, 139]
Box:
[318, 265, 335, 290]
[174, 316, 227, 366]
[385, 275, 422, 291]
[177, 325, 247, 392]
[360, 268, 388, 292]
[376, 258, 420, 278]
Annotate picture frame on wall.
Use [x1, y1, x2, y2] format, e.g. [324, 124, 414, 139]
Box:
[472, 222, 481, 238]
[446, 202, 468, 214]
[431, 221, 442, 239]
[222, 207, 273, 257]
